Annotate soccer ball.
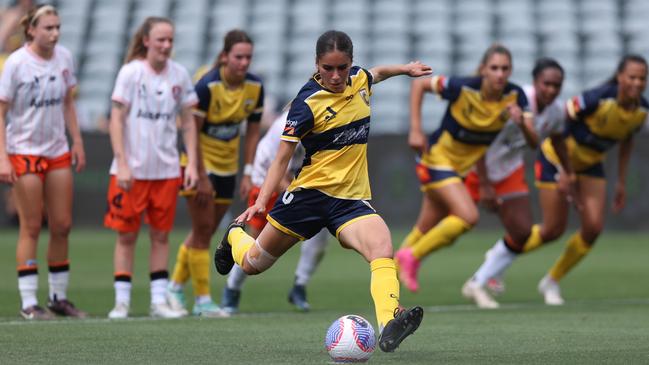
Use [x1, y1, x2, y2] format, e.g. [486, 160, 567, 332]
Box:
[325, 314, 376, 363]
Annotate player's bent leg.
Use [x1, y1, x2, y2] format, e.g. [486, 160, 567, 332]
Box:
[537, 187, 569, 244]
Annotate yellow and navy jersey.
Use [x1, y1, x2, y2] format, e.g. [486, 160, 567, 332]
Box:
[183, 66, 264, 175]
[541, 83, 648, 171]
[282, 66, 373, 200]
[421, 76, 531, 176]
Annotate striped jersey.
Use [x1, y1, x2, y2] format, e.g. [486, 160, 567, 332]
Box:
[541, 83, 649, 171]
[110, 59, 198, 179]
[0, 45, 76, 157]
[282, 66, 373, 200]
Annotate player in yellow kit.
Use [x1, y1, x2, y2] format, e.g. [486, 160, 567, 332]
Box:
[167, 29, 263, 317]
[214, 30, 432, 352]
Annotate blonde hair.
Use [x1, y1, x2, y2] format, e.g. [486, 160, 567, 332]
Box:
[124, 17, 173, 63]
[476, 43, 512, 75]
[20, 4, 58, 42]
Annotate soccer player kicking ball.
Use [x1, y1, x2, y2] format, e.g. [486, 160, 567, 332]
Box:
[215, 30, 431, 352]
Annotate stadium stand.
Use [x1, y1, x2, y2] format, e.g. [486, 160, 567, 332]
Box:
[11, 0, 644, 133]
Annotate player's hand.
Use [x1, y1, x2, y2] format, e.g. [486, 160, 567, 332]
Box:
[116, 165, 133, 191]
[71, 141, 86, 172]
[239, 175, 253, 200]
[404, 61, 433, 77]
[0, 155, 17, 184]
[183, 165, 199, 191]
[506, 103, 523, 125]
[479, 183, 501, 212]
[558, 172, 582, 212]
[612, 181, 626, 213]
[194, 174, 213, 207]
[408, 129, 428, 155]
[236, 201, 266, 223]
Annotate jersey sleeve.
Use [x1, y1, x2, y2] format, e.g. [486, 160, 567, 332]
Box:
[430, 75, 463, 101]
[516, 86, 533, 118]
[193, 75, 211, 118]
[0, 57, 16, 102]
[180, 67, 198, 108]
[566, 88, 602, 120]
[248, 83, 264, 123]
[111, 64, 136, 107]
[282, 98, 314, 143]
[361, 67, 373, 92]
[61, 47, 77, 88]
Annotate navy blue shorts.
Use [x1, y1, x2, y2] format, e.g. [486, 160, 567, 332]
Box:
[535, 150, 604, 189]
[267, 189, 378, 240]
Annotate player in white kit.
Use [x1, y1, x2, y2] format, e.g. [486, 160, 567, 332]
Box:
[220, 111, 329, 314]
[104, 17, 199, 319]
[0, 5, 87, 320]
[461, 58, 577, 308]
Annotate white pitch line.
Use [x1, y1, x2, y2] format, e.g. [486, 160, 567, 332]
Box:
[1, 298, 648, 326]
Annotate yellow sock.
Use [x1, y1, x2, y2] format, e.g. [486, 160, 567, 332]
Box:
[370, 258, 400, 330]
[522, 224, 543, 253]
[229, 227, 255, 266]
[170, 244, 190, 285]
[548, 232, 592, 281]
[411, 215, 472, 259]
[399, 226, 424, 250]
[187, 247, 211, 297]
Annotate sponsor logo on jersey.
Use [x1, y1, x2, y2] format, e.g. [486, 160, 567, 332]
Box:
[136, 109, 174, 121]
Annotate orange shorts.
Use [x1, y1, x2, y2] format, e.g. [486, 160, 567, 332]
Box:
[465, 165, 529, 202]
[104, 175, 182, 233]
[247, 186, 279, 232]
[9, 153, 71, 181]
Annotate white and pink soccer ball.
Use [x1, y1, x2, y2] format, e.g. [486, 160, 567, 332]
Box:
[325, 314, 376, 363]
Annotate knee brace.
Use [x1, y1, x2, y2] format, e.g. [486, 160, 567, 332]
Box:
[245, 239, 278, 273]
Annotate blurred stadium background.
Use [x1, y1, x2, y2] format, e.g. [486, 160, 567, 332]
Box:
[1, 0, 648, 229]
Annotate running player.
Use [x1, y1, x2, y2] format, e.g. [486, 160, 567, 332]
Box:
[220, 110, 329, 314]
[395, 44, 535, 293]
[166, 29, 264, 317]
[105, 17, 199, 319]
[531, 55, 648, 305]
[460, 58, 574, 308]
[215, 30, 432, 352]
[0, 4, 87, 320]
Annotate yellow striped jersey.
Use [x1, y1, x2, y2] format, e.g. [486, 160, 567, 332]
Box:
[281, 66, 373, 200]
[186, 66, 264, 175]
[541, 83, 649, 171]
[422, 76, 531, 176]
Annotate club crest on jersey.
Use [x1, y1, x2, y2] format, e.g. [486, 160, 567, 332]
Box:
[172, 86, 182, 102]
[244, 98, 255, 112]
[359, 88, 370, 106]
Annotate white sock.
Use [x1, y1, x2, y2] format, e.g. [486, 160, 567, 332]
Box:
[295, 231, 328, 286]
[150, 278, 168, 305]
[19, 274, 38, 309]
[472, 239, 517, 287]
[49, 271, 69, 301]
[114, 281, 132, 305]
[226, 264, 248, 291]
[195, 295, 212, 305]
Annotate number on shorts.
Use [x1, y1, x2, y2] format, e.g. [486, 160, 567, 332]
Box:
[282, 191, 294, 204]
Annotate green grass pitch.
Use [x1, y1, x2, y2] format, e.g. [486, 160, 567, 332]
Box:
[1, 228, 648, 364]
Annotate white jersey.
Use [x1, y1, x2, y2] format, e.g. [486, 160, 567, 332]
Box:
[251, 112, 287, 186]
[0, 45, 76, 157]
[485, 85, 565, 182]
[110, 59, 198, 179]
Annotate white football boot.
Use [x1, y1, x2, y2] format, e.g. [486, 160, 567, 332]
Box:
[538, 275, 565, 306]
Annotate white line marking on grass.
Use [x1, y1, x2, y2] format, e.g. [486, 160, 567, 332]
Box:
[1, 298, 648, 326]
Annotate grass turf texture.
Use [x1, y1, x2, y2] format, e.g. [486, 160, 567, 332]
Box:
[1, 229, 648, 364]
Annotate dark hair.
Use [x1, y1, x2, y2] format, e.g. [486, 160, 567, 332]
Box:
[532, 57, 564, 79]
[125, 17, 173, 63]
[20, 4, 58, 42]
[605, 54, 648, 85]
[476, 43, 512, 75]
[315, 30, 353, 62]
[214, 29, 253, 69]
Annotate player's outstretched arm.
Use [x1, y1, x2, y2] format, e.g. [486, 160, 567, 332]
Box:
[237, 140, 297, 223]
[369, 61, 432, 84]
[613, 136, 633, 213]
